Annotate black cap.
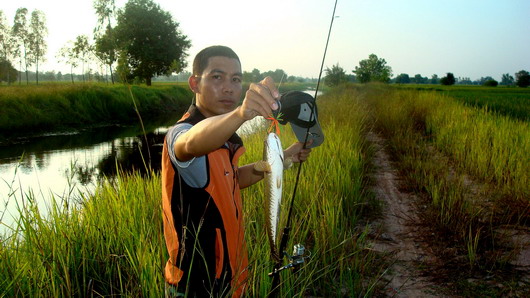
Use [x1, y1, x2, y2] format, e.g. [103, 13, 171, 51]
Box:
[274, 91, 324, 148]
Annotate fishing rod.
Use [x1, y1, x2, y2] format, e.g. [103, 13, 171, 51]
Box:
[269, 0, 339, 295]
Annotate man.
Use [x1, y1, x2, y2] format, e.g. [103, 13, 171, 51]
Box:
[161, 45, 312, 297]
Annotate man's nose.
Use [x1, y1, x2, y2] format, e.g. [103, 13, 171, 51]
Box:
[222, 80, 233, 94]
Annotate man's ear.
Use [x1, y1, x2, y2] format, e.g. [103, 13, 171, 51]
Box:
[188, 75, 200, 93]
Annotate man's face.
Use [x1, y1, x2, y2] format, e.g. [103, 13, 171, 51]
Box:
[193, 56, 243, 118]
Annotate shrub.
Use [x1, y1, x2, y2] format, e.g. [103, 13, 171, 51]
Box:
[483, 79, 498, 87]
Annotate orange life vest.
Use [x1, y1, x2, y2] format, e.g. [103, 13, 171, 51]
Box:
[162, 105, 248, 296]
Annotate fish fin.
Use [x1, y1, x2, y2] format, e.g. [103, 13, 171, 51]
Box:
[254, 160, 271, 172]
[283, 157, 293, 170]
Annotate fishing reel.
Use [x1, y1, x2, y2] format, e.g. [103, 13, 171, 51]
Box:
[269, 244, 310, 276]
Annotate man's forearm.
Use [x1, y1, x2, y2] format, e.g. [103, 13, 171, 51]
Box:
[175, 107, 245, 161]
[238, 163, 264, 189]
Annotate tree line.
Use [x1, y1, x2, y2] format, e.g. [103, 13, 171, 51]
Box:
[324, 54, 530, 88]
[2, 1, 529, 88]
[0, 8, 47, 84]
[1, 0, 190, 86]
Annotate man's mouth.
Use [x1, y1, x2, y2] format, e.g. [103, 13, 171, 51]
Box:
[219, 99, 236, 106]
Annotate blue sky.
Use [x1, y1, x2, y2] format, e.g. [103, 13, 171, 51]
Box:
[2, 0, 529, 81]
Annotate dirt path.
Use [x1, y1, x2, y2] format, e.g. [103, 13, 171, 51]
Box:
[366, 132, 451, 297]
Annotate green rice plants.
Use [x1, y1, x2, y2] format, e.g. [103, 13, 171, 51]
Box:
[1, 85, 385, 296]
[364, 82, 528, 280]
[0, 171, 166, 296]
[240, 85, 382, 296]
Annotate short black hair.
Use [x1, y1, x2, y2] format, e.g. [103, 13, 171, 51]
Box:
[192, 45, 241, 76]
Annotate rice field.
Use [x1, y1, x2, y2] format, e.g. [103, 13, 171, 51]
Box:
[1, 83, 528, 296]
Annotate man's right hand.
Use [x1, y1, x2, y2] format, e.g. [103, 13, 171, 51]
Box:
[239, 76, 280, 120]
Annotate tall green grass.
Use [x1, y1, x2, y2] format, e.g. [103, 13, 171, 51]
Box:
[241, 86, 381, 296]
[0, 83, 191, 136]
[0, 87, 384, 296]
[0, 171, 165, 296]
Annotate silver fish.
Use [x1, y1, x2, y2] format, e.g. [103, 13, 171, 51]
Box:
[254, 133, 292, 260]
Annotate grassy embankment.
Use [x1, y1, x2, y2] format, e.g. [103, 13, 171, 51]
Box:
[365, 83, 529, 295]
[0, 82, 192, 138]
[0, 86, 384, 296]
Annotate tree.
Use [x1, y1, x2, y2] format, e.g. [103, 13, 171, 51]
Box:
[0, 11, 17, 85]
[324, 63, 347, 87]
[262, 69, 287, 83]
[114, 0, 190, 85]
[0, 58, 17, 83]
[394, 73, 410, 84]
[515, 70, 530, 88]
[459, 77, 472, 85]
[73, 35, 92, 82]
[430, 74, 439, 84]
[93, 0, 117, 83]
[500, 73, 514, 86]
[483, 79, 498, 87]
[412, 74, 428, 84]
[28, 10, 47, 85]
[440, 72, 455, 85]
[353, 54, 392, 83]
[57, 41, 79, 83]
[12, 8, 30, 84]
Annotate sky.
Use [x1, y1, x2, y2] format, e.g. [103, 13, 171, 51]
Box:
[2, 0, 529, 81]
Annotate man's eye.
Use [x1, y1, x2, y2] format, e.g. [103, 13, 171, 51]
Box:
[212, 75, 222, 80]
[233, 77, 242, 83]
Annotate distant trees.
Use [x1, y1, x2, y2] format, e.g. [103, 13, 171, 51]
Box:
[241, 68, 306, 83]
[440, 73, 455, 85]
[0, 58, 17, 83]
[501, 73, 514, 86]
[12, 8, 30, 84]
[515, 70, 530, 88]
[57, 41, 78, 83]
[114, 0, 190, 85]
[0, 11, 17, 84]
[483, 79, 498, 87]
[2, 7, 48, 85]
[261, 69, 288, 83]
[243, 68, 262, 82]
[395, 73, 410, 84]
[93, 0, 117, 83]
[430, 74, 439, 84]
[324, 63, 348, 87]
[28, 10, 47, 84]
[73, 35, 92, 82]
[353, 54, 392, 83]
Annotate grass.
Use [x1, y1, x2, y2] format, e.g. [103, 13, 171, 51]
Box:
[0, 171, 164, 296]
[395, 84, 530, 121]
[363, 83, 529, 295]
[0, 86, 385, 296]
[241, 86, 381, 296]
[2, 82, 527, 296]
[0, 83, 192, 137]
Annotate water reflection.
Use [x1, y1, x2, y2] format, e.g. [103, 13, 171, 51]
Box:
[0, 112, 268, 234]
[0, 117, 177, 233]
